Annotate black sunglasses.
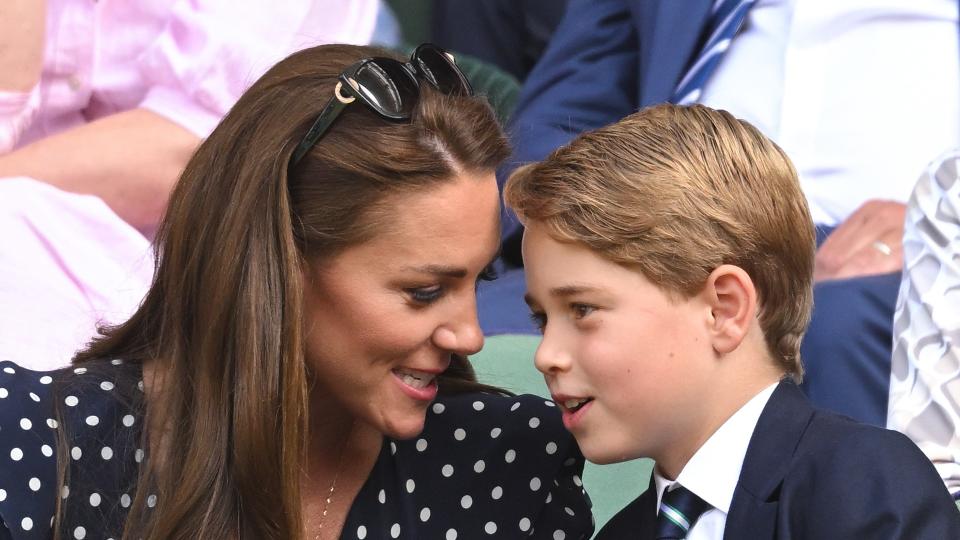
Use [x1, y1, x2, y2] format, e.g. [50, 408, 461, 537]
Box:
[289, 43, 473, 166]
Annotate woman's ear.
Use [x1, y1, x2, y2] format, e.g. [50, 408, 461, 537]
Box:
[702, 264, 758, 355]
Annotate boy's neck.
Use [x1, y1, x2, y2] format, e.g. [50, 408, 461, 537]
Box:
[656, 350, 785, 481]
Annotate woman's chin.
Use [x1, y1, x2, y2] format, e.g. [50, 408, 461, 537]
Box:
[379, 412, 427, 441]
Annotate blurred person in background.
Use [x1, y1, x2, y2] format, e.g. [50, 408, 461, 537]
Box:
[430, 0, 569, 82]
[0, 0, 383, 370]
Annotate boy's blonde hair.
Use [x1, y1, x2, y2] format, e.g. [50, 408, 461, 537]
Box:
[505, 104, 815, 380]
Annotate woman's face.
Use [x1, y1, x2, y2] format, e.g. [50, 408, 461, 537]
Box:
[303, 170, 501, 440]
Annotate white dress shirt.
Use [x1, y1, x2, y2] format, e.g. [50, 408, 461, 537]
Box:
[654, 382, 779, 540]
[700, 0, 960, 225]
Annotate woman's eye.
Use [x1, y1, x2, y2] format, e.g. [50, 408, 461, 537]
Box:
[408, 286, 444, 304]
[571, 303, 596, 319]
[529, 311, 547, 333]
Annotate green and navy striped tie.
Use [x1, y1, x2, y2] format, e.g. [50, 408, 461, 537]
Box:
[655, 485, 712, 539]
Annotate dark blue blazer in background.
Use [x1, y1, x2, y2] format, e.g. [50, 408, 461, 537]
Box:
[503, 0, 715, 241]
[596, 381, 960, 540]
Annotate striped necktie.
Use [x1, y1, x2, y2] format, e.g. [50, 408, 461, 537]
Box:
[671, 0, 757, 105]
[655, 484, 712, 539]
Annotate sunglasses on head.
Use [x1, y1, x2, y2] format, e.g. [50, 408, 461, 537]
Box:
[289, 43, 473, 166]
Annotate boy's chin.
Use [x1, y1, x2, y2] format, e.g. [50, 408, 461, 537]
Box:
[577, 438, 639, 465]
[584, 453, 635, 465]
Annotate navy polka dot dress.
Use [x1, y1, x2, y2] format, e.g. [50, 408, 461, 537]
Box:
[0, 360, 594, 539]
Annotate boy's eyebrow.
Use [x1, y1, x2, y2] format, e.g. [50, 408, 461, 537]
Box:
[524, 284, 602, 307]
[550, 284, 603, 297]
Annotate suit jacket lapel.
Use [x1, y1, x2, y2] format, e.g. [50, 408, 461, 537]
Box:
[597, 475, 658, 539]
[634, 0, 713, 105]
[724, 381, 815, 539]
[635, 482, 658, 539]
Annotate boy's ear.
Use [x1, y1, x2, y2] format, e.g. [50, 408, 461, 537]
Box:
[702, 264, 758, 355]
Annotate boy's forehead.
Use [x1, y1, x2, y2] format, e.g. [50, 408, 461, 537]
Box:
[523, 223, 646, 294]
[521, 221, 587, 261]
[522, 221, 632, 274]
[522, 220, 707, 306]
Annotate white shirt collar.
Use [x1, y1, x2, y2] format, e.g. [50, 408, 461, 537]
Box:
[654, 381, 779, 514]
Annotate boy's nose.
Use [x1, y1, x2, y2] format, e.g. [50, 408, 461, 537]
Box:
[533, 329, 571, 375]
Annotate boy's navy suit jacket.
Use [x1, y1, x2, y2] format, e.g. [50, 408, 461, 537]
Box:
[595, 381, 960, 539]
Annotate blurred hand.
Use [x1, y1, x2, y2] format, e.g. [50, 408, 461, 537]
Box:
[814, 199, 906, 283]
[0, 108, 199, 235]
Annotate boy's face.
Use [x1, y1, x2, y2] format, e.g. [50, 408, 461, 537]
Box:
[522, 223, 719, 466]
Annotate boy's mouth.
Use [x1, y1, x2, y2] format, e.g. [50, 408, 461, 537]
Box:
[558, 397, 594, 413]
[553, 395, 595, 430]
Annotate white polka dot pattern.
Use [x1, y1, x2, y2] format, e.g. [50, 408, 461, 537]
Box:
[340, 392, 594, 538]
[0, 361, 594, 539]
[0, 360, 145, 539]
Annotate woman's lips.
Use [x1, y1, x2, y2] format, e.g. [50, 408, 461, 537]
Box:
[392, 368, 439, 401]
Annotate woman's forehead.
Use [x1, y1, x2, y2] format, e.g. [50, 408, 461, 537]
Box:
[330, 172, 501, 269]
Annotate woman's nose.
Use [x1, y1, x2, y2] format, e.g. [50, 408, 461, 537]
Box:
[433, 296, 485, 355]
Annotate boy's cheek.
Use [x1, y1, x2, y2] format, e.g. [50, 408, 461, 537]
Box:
[574, 400, 651, 464]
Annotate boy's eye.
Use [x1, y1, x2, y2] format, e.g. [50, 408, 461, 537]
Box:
[477, 264, 498, 282]
[571, 303, 596, 319]
[407, 286, 443, 304]
[475, 264, 499, 290]
[529, 311, 547, 333]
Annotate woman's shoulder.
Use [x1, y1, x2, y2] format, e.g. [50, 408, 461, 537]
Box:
[0, 360, 65, 537]
[381, 392, 594, 538]
[407, 391, 584, 484]
[0, 360, 62, 444]
[0, 359, 144, 539]
[0, 358, 143, 434]
[419, 392, 572, 455]
[428, 392, 563, 429]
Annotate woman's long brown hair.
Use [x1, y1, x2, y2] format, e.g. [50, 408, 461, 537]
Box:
[61, 44, 510, 540]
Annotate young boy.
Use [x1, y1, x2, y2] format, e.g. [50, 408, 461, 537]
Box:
[504, 104, 960, 539]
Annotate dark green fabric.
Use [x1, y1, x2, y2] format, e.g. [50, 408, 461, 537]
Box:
[395, 44, 521, 126]
[384, 0, 432, 44]
[452, 52, 521, 125]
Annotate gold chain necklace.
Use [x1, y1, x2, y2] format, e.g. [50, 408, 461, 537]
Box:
[314, 421, 354, 540]
[234, 425, 355, 540]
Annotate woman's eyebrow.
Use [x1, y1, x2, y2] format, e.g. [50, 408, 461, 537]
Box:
[401, 264, 468, 278]
[402, 249, 501, 279]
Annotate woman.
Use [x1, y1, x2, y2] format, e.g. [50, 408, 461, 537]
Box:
[0, 44, 593, 540]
